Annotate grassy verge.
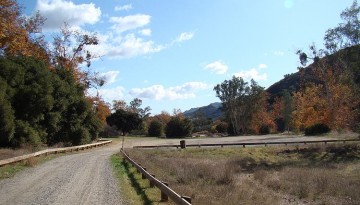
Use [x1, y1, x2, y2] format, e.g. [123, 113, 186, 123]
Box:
[124, 143, 360, 205]
[0, 154, 61, 179]
[111, 154, 169, 205]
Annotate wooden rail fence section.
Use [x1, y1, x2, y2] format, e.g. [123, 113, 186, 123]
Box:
[121, 149, 192, 205]
[0, 140, 112, 167]
[133, 139, 360, 149]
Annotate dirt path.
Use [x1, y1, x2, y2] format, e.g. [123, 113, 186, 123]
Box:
[123, 133, 357, 148]
[0, 142, 126, 205]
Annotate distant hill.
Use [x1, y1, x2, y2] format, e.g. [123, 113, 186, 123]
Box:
[266, 45, 360, 99]
[183, 102, 223, 120]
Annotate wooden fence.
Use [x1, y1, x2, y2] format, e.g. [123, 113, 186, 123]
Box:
[133, 139, 360, 149]
[121, 149, 192, 205]
[0, 140, 112, 167]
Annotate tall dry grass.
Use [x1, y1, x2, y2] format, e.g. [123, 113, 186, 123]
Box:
[125, 143, 360, 205]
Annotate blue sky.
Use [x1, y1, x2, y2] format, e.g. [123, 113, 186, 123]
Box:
[19, 0, 353, 115]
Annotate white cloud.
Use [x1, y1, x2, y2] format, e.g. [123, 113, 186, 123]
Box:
[87, 33, 164, 59]
[36, 0, 101, 30]
[114, 4, 132, 11]
[234, 69, 267, 81]
[204, 61, 228, 74]
[139, 29, 152, 36]
[233, 64, 268, 81]
[100, 71, 120, 84]
[129, 82, 208, 100]
[89, 86, 126, 102]
[107, 34, 164, 58]
[175, 32, 194, 42]
[110, 14, 151, 33]
[258, 64, 267, 69]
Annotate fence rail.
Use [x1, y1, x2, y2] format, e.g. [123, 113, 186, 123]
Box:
[133, 139, 360, 149]
[0, 140, 112, 167]
[121, 149, 192, 205]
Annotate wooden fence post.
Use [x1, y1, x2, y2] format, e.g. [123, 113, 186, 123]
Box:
[142, 168, 147, 179]
[180, 140, 186, 149]
[161, 182, 169, 202]
[150, 174, 155, 187]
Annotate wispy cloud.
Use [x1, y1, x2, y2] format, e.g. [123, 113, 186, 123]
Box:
[129, 82, 208, 100]
[100, 71, 120, 84]
[139, 29, 151, 36]
[233, 64, 268, 81]
[114, 4, 132, 11]
[110, 14, 151, 33]
[36, 0, 101, 30]
[204, 61, 228, 74]
[175, 32, 194, 42]
[90, 86, 126, 102]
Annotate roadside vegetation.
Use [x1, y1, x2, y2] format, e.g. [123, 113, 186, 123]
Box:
[122, 143, 360, 205]
[0, 153, 61, 179]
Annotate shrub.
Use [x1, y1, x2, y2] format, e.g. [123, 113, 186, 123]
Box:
[216, 122, 228, 134]
[259, 125, 270, 135]
[165, 116, 193, 138]
[304, 123, 330, 136]
[148, 120, 163, 137]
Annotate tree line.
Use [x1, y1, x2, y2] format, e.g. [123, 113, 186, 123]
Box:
[0, 0, 110, 148]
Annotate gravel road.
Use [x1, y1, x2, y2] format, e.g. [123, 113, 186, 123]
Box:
[0, 142, 126, 205]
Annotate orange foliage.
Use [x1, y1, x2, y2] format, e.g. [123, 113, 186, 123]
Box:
[0, 0, 48, 61]
[87, 96, 111, 125]
[250, 92, 276, 133]
[292, 82, 357, 131]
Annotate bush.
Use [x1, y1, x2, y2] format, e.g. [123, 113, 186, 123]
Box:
[259, 125, 270, 135]
[304, 123, 330, 136]
[148, 120, 163, 137]
[165, 117, 193, 138]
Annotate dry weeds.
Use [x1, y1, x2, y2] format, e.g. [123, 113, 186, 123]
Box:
[125, 143, 360, 205]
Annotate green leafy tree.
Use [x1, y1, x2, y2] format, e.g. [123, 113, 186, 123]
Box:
[214, 76, 269, 135]
[106, 109, 142, 136]
[148, 120, 163, 137]
[165, 116, 193, 138]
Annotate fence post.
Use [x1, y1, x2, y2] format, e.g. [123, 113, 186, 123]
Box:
[142, 168, 147, 179]
[150, 174, 155, 187]
[161, 182, 169, 202]
[180, 140, 186, 149]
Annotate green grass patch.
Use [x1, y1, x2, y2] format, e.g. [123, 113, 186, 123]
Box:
[110, 154, 167, 205]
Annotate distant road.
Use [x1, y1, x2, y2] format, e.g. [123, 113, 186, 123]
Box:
[0, 142, 126, 205]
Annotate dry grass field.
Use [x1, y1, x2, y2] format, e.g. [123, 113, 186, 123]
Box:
[123, 143, 360, 205]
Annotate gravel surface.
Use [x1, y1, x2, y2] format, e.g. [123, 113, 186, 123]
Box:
[0, 143, 126, 205]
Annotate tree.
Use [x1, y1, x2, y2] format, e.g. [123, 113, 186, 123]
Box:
[129, 98, 151, 119]
[165, 116, 193, 138]
[295, 1, 360, 131]
[0, 0, 48, 64]
[214, 76, 248, 135]
[214, 76, 274, 135]
[106, 109, 142, 136]
[148, 120, 163, 137]
[215, 121, 228, 134]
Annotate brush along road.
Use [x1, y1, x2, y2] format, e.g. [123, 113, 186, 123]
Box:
[0, 142, 126, 205]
